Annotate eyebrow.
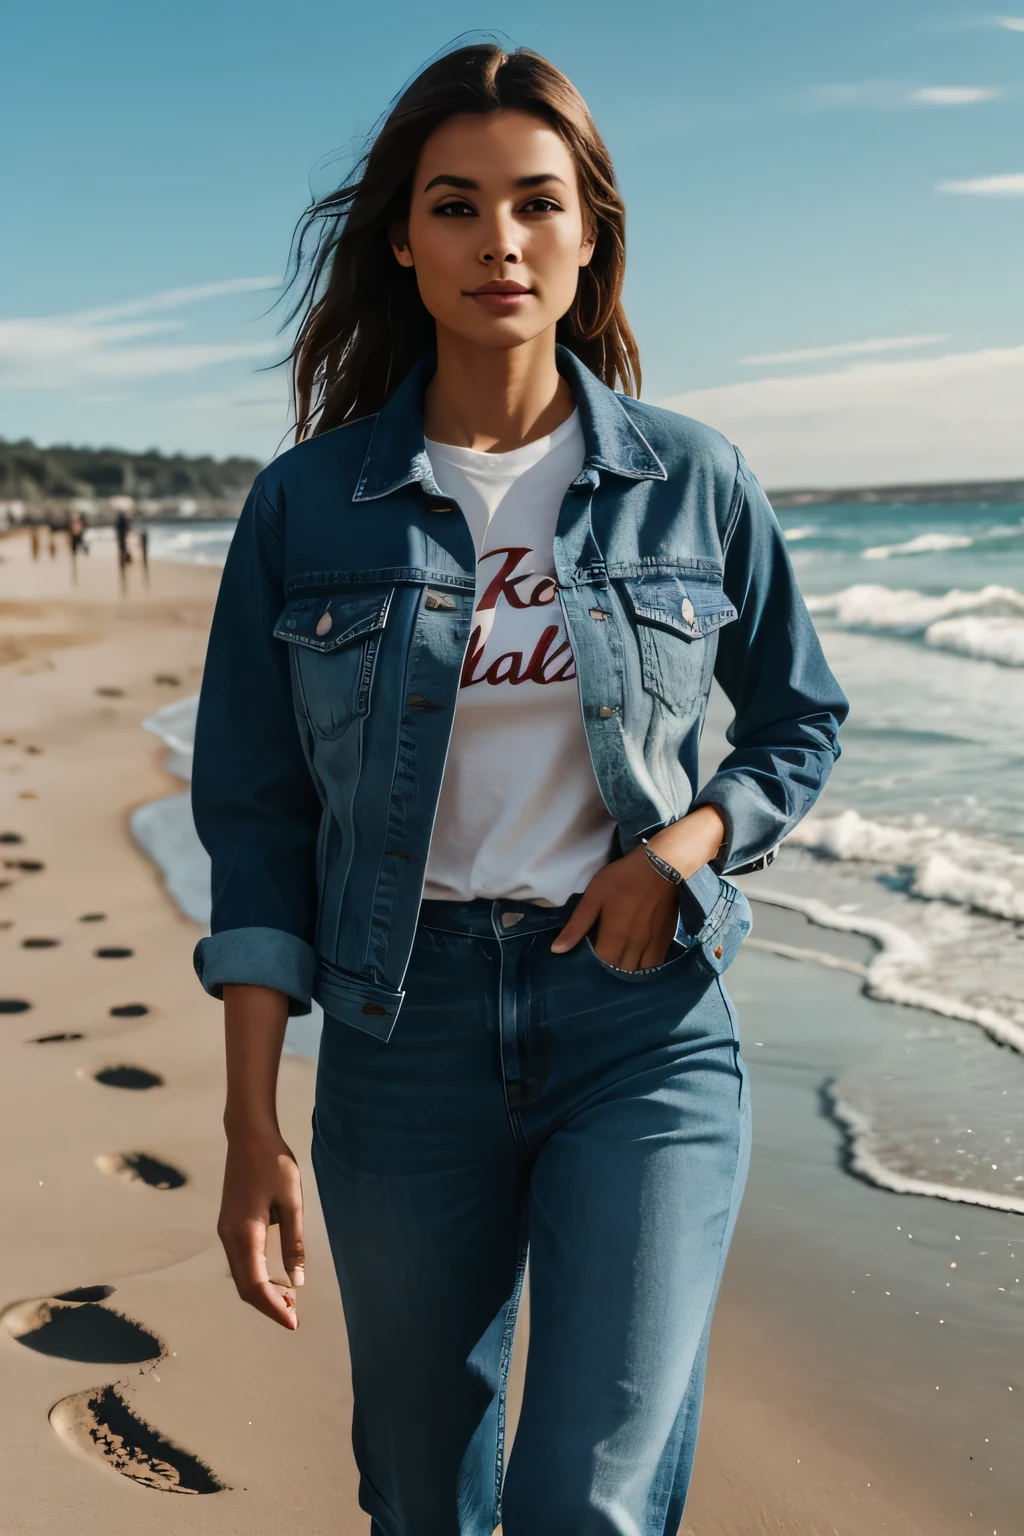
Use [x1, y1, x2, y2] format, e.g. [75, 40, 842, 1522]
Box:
[421, 172, 567, 193]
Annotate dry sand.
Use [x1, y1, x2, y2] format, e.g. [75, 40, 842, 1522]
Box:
[0, 527, 1013, 1533]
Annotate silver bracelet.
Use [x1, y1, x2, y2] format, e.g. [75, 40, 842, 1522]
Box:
[641, 837, 683, 887]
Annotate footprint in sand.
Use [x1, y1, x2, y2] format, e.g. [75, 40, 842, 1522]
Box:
[78, 912, 106, 923]
[0, 999, 32, 1014]
[33, 1032, 85, 1043]
[4, 858, 44, 872]
[21, 937, 60, 949]
[94, 946, 133, 959]
[0, 831, 24, 844]
[92, 1066, 163, 1090]
[154, 674, 181, 686]
[1, 1288, 161, 1364]
[50, 1385, 227, 1493]
[94, 1152, 186, 1190]
[109, 1003, 148, 1017]
[2, 1289, 227, 1493]
[95, 687, 125, 698]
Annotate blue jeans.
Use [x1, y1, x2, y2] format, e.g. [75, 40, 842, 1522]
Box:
[311, 896, 751, 1536]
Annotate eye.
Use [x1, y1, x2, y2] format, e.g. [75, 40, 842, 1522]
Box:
[434, 199, 476, 216]
[522, 197, 562, 214]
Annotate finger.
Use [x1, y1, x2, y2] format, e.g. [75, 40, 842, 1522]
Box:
[551, 890, 602, 953]
[617, 942, 647, 973]
[593, 924, 630, 968]
[637, 939, 668, 970]
[279, 1196, 306, 1288]
[249, 1280, 299, 1330]
[221, 1220, 299, 1329]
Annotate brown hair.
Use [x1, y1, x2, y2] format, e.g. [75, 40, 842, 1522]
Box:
[285, 41, 641, 439]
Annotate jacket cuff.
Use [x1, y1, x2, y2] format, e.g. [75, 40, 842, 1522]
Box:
[692, 776, 781, 875]
[193, 927, 315, 1016]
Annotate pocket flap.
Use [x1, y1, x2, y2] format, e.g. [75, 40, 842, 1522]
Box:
[618, 570, 736, 639]
[273, 590, 393, 654]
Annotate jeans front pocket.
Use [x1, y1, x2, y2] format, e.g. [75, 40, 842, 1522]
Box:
[274, 589, 393, 739]
[583, 932, 694, 983]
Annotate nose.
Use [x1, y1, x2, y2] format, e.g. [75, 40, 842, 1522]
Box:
[479, 209, 522, 266]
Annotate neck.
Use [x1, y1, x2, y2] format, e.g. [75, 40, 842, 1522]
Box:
[423, 326, 576, 453]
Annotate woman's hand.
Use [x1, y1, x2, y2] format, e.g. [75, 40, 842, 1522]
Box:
[218, 1126, 305, 1330]
[551, 805, 727, 971]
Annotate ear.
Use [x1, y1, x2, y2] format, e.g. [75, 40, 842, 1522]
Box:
[578, 223, 597, 269]
[389, 221, 414, 269]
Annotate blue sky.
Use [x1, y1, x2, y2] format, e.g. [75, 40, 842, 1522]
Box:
[1, 1, 1021, 486]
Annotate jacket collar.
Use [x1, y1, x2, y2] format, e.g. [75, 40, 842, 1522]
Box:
[351, 341, 666, 502]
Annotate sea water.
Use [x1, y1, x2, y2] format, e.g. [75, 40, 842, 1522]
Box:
[135, 507, 1024, 1201]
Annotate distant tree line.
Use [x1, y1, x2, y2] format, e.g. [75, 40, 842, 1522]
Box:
[0, 436, 264, 504]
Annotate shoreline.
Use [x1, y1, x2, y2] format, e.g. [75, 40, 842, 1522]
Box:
[2, 526, 1021, 1533]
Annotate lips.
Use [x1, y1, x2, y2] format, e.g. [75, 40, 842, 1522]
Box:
[469, 282, 531, 295]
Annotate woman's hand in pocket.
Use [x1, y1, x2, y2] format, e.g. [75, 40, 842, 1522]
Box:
[218, 1127, 305, 1330]
[550, 807, 727, 971]
[551, 844, 680, 971]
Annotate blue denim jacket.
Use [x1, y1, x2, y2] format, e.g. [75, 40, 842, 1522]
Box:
[191, 343, 848, 1038]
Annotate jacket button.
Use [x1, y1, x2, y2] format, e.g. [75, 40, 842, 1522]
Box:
[598, 705, 614, 719]
[713, 944, 724, 959]
[315, 611, 333, 636]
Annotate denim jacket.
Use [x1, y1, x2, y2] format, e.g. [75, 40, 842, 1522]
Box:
[191, 343, 848, 1038]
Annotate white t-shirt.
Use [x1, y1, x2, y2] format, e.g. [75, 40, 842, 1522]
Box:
[422, 408, 617, 906]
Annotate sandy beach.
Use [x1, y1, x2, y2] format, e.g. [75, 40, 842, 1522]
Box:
[1, 527, 1020, 1534]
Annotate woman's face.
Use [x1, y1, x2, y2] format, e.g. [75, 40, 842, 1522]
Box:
[392, 108, 596, 351]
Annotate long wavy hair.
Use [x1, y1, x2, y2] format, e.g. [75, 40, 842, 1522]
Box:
[285, 41, 641, 440]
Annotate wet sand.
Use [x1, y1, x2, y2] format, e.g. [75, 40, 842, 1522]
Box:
[1, 526, 1020, 1533]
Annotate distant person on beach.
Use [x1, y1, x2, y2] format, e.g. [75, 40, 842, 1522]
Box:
[114, 510, 132, 566]
[191, 43, 849, 1536]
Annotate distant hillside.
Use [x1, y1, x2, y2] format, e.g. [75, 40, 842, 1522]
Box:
[0, 437, 263, 505]
[2, 434, 1021, 516]
[769, 478, 1024, 509]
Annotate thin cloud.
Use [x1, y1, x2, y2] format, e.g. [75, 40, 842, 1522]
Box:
[808, 80, 1000, 109]
[741, 335, 951, 367]
[938, 173, 1024, 195]
[997, 16, 1024, 30]
[77, 277, 281, 324]
[910, 86, 1001, 105]
[658, 344, 1024, 488]
[0, 277, 282, 387]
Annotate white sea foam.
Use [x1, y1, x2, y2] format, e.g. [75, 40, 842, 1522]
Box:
[825, 1089, 1024, 1217]
[807, 582, 1024, 665]
[863, 531, 975, 559]
[752, 873, 1024, 1055]
[785, 808, 1024, 924]
[862, 521, 1024, 560]
[783, 524, 818, 542]
[925, 614, 1024, 666]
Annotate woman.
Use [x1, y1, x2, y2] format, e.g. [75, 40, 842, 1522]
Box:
[191, 41, 848, 1536]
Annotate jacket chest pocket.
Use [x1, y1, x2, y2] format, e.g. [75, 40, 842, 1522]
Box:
[617, 568, 737, 714]
[273, 589, 392, 739]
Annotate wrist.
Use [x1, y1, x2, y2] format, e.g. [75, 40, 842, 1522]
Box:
[646, 806, 726, 878]
[223, 1109, 282, 1144]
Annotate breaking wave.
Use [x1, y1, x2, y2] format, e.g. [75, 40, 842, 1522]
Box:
[806, 583, 1024, 666]
[785, 807, 1024, 925]
[862, 520, 1024, 560]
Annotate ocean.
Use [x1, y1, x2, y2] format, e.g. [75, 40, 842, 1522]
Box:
[134, 503, 1024, 1210]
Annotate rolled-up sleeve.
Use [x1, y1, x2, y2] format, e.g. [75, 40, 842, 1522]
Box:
[190, 475, 323, 1014]
[692, 448, 849, 874]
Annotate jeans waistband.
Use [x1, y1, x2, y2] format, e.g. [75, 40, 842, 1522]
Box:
[417, 894, 582, 939]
